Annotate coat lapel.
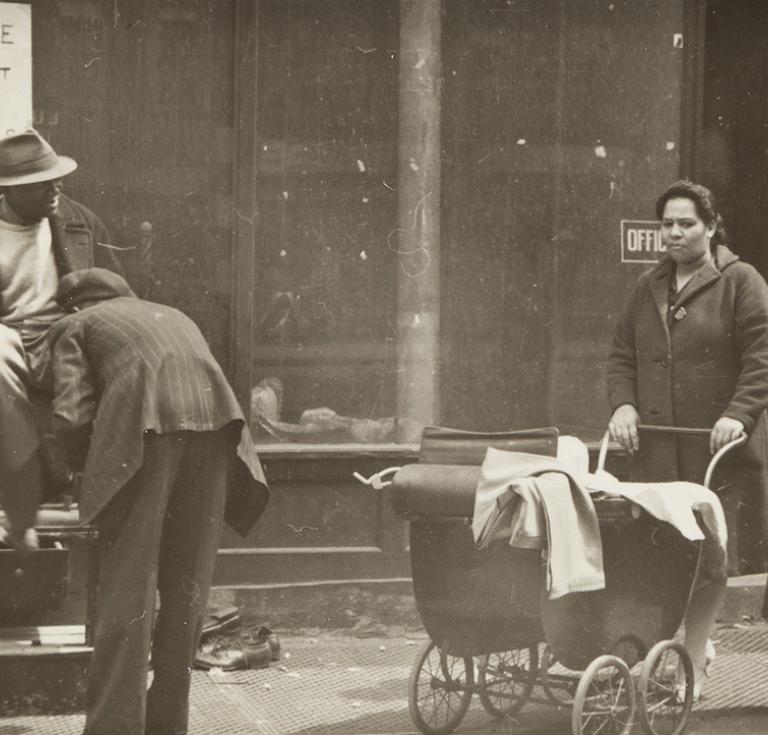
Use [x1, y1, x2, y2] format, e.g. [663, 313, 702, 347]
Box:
[674, 259, 721, 309]
[649, 259, 673, 336]
[49, 214, 70, 274]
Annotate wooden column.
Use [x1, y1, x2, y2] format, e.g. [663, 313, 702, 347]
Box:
[396, 0, 441, 441]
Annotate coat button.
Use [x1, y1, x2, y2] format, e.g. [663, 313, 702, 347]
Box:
[660, 356, 671, 368]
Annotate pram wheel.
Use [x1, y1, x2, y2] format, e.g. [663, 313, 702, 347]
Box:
[637, 640, 693, 735]
[408, 639, 474, 735]
[540, 645, 577, 706]
[571, 654, 635, 735]
[477, 646, 538, 717]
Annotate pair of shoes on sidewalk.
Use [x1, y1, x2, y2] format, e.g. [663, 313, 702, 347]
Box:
[194, 624, 281, 671]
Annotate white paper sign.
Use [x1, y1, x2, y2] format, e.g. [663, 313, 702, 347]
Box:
[0, 2, 32, 139]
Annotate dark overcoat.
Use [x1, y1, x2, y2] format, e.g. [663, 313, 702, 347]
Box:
[607, 245, 768, 572]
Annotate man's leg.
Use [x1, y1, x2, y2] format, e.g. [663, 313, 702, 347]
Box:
[683, 576, 727, 698]
[0, 324, 43, 536]
[146, 431, 229, 735]
[84, 433, 186, 735]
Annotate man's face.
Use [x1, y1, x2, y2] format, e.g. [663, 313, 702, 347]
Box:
[3, 179, 63, 222]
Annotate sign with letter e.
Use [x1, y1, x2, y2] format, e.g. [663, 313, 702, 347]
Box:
[620, 220, 666, 263]
[0, 2, 32, 139]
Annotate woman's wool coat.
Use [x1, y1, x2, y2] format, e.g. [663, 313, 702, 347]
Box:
[607, 245, 768, 573]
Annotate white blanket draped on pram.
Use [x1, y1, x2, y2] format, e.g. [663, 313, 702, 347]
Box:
[586, 469, 728, 578]
[472, 438, 729, 600]
[472, 448, 605, 600]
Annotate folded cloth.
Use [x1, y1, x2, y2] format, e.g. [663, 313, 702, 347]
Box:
[556, 435, 590, 482]
[473, 448, 605, 599]
[586, 470, 728, 577]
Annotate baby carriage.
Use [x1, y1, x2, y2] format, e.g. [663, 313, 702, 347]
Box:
[356, 424, 744, 735]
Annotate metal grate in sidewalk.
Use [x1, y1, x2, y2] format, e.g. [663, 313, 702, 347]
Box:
[1, 625, 766, 734]
[0, 671, 261, 735]
[695, 624, 768, 714]
[204, 636, 422, 735]
[201, 636, 560, 735]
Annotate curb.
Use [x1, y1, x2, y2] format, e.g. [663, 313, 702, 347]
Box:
[208, 574, 767, 630]
[720, 574, 767, 623]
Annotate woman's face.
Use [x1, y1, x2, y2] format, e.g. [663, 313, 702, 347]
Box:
[660, 197, 716, 266]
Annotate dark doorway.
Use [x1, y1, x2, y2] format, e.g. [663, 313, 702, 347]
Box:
[699, 1, 768, 278]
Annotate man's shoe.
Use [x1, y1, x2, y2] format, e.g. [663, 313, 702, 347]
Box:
[254, 625, 281, 661]
[193, 640, 271, 671]
[199, 607, 240, 642]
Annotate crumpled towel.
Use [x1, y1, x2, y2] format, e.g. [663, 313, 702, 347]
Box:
[473, 448, 605, 599]
[586, 470, 727, 572]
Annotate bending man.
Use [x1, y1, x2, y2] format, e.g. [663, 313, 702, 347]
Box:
[45, 267, 268, 735]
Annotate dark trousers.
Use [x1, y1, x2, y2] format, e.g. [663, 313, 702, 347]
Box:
[83, 431, 229, 735]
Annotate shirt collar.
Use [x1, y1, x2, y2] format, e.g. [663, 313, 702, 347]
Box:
[0, 195, 32, 226]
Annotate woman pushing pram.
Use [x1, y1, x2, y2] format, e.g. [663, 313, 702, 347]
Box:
[607, 179, 768, 700]
[359, 178, 767, 735]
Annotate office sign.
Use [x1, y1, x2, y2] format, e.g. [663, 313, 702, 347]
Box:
[0, 2, 32, 138]
[621, 220, 665, 263]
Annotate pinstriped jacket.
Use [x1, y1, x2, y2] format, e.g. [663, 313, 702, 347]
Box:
[48, 282, 268, 536]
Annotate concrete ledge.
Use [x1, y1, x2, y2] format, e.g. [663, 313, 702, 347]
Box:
[208, 578, 422, 632]
[209, 573, 767, 631]
[720, 573, 767, 623]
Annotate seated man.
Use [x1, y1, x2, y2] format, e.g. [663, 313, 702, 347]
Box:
[31, 267, 268, 735]
[0, 130, 122, 546]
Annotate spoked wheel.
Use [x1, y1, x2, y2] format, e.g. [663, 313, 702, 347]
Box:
[408, 639, 474, 735]
[477, 646, 538, 718]
[540, 644, 578, 707]
[638, 640, 694, 735]
[571, 654, 636, 735]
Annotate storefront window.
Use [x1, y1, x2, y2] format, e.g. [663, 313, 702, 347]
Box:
[440, 0, 684, 441]
[31, 0, 688, 447]
[251, 0, 400, 443]
[33, 0, 237, 364]
[251, 0, 684, 445]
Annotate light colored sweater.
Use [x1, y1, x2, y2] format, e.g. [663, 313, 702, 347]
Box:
[0, 199, 61, 329]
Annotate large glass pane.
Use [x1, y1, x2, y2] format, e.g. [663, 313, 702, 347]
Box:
[441, 0, 684, 440]
[33, 0, 237, 365]
[251, 0, 400, 443]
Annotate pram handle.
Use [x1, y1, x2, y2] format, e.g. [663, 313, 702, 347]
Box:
[597, 425, 747, 489]
[353, 467, 401, 490]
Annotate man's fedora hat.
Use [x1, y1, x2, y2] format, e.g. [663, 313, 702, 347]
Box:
[0, 129, 77, 186]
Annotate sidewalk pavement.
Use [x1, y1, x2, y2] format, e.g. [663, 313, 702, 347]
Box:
[2, 621, 767, 735]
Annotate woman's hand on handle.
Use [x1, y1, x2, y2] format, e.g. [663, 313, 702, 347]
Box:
[710, 416, 745, 454]
[609, 404, 640, 454]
